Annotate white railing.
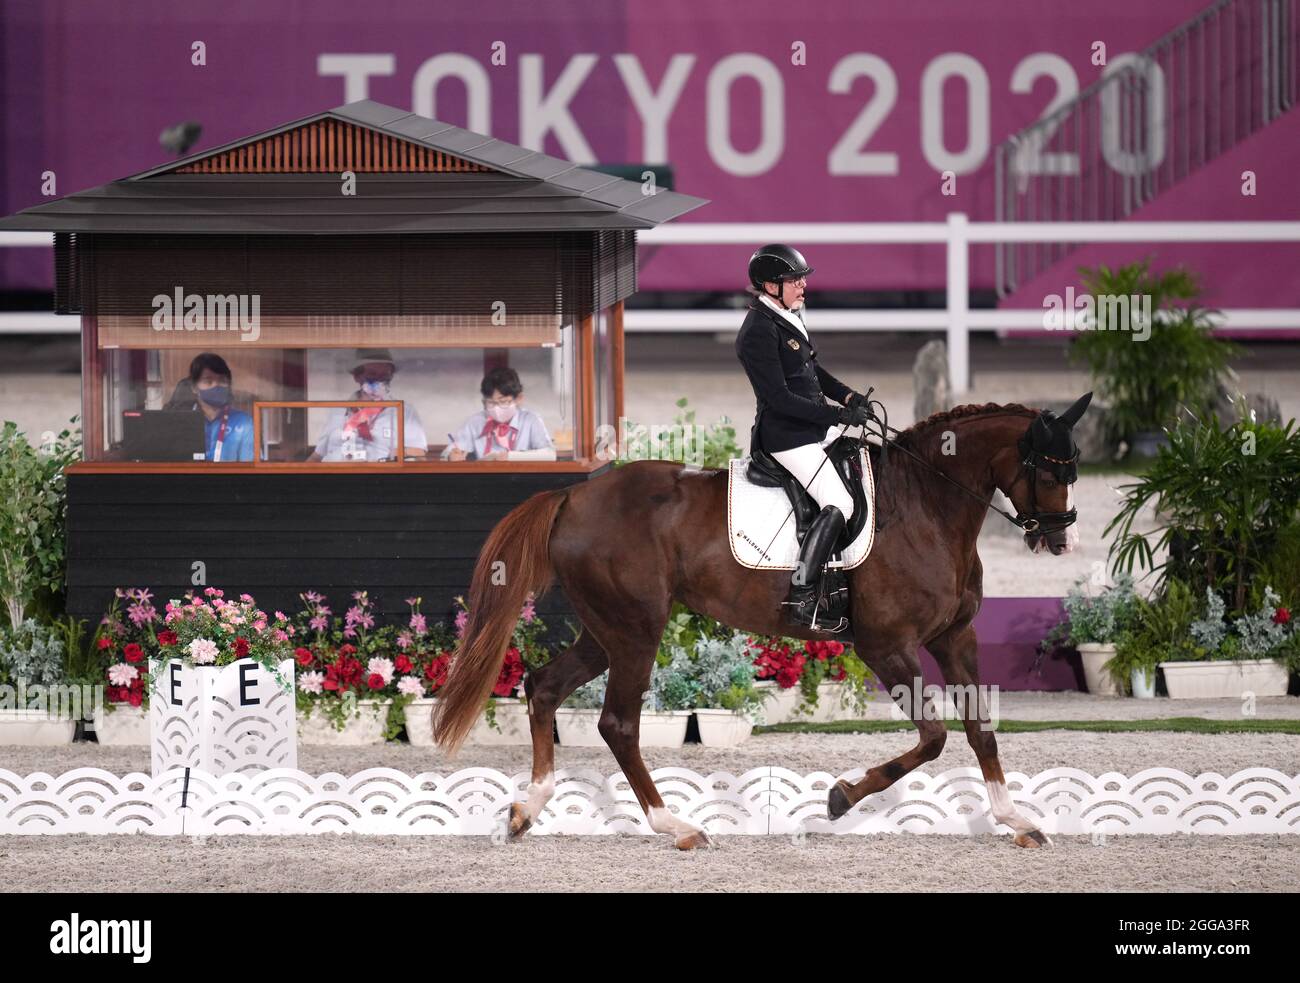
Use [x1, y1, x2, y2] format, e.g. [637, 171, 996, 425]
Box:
[638, 213, 1300, 392]
[8, 217, 1300, 393]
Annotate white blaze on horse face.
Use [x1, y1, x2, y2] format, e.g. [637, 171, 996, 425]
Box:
[986, 780, 1039, 835]
[523, 772, 555, 822]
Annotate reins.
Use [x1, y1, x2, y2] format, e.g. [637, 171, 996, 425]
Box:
[862, 397, 1040, 534]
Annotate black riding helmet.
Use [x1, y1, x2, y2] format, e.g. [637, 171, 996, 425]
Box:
[748, 244, 813, 308]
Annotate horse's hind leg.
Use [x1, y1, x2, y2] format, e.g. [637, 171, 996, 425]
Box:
[509, 629, 609, 838]
[827, 641, 948, 820]
[927, 622, 1050, 848]
[565, 594, 708, 850]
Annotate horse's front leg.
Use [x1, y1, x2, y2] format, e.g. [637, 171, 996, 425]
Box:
[926, 622, 1051, 848]
[827, 642, 948, 820]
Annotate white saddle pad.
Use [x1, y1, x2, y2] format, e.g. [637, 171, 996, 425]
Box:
[727, 449, 876, 571]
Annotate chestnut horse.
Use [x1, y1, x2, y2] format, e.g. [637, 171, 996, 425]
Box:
[433, 396, 1092, 849]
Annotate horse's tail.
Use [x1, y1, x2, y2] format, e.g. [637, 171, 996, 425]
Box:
[432, 488, 569, 754]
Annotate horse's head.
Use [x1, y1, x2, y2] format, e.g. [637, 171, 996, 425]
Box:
[1000, 392, 1092, 556]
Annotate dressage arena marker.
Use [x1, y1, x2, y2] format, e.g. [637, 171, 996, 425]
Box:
[1, 766, 1297, 836]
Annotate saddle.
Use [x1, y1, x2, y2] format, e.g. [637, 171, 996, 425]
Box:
[744, 435, 872, 554]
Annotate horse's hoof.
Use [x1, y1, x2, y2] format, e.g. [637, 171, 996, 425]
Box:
[827, 780, 853, 821]
[1013, 829, 1052, 849]
[508, 803, 532, 839]
[674, 829, 711, 851]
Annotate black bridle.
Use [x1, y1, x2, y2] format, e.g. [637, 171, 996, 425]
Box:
[861, 392, 1079, 536]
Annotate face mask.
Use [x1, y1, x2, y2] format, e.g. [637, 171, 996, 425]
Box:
[360, 379, 391, 398]
[488, 403, 517, 423]
[197, 385, 231, 407]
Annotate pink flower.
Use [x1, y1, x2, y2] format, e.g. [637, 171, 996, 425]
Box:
[520, 595, 536, 624]
[309, 615, 329, 632]
[397, 632, 413, 651]
[297, 671, 324, 694]
[409, 613, 427, 636]
[397, 676, 425, 698]
[455, 610, 468, 638]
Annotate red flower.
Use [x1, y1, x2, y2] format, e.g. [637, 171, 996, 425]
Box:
[395, 655, 413, 674]
[338, 643, 357, 657]
[127, 689, 143, 707]
[493, 647, 525, 697]
[294, 647, 313, 667]
[123, 643, 144, 663]
[157, 630, 178, 646]
[367, 673, 385, 690]
[233, 637, 250, 658]
[1274, 608, 1291, 625]
[424, 653, 451, 691]
[97, 636, 113, 650]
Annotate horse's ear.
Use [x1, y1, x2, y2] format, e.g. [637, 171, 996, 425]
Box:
[1058, 391, 1093, 427]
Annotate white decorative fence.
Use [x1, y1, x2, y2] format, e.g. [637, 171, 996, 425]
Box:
[1, 766, 1297, 836]
[150, 659, 297, 777]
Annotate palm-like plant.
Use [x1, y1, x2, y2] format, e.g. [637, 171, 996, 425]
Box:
[1105, 411, 1300, 613]
[1070, 261, 1240, 442]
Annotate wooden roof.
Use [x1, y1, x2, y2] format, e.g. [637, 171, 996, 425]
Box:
[0, 100, 707, 235]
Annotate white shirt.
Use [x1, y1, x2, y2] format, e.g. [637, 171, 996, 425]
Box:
[439, 406, 556, 461]
[758, 292, 809, 340]
[314, 398, 429, 461]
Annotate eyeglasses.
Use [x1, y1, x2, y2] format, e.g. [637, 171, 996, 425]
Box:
[482, 397, 516, 408]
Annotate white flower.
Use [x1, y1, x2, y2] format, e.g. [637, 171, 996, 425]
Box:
[107, 663, 139, 686]
[297, 671, 324, 695]
[188, 638, 219, 665]
[367, 656, 394, 686]
[397, 676, 425, 698]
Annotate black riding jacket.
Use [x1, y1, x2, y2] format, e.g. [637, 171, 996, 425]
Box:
[735, 299, 854, 453]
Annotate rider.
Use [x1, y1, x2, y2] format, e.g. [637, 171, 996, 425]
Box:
[736, 244, 874, 632]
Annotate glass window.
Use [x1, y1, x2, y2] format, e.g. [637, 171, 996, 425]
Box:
[91, 339, 579, 464]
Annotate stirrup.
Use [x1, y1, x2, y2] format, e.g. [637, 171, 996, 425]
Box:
[782, 592, 850, 634]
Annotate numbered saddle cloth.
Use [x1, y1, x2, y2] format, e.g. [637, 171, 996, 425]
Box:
[726, 448, 876, 571]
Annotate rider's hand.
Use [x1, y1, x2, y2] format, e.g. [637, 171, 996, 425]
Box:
[846, 391, 868, 411]
[839, 403, 873, 428]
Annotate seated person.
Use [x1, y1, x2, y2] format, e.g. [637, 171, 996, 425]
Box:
[307, 348, 428, 462]
[442, 366, 557, 462]
[179, 353, 254, 462]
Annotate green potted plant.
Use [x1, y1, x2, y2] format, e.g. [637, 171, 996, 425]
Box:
[1158, 584, 1296, 698]
[1041, 573, 1140, 695]
[1070, 261, 1239, 457]
[0, 618, 75, 744]
[690, 631, 766, 746]
[640, 648, 697, 747]
[0, 419, 80, 633]
[1107, 579, 1201, 697]
[1106, 412, 1300, 615]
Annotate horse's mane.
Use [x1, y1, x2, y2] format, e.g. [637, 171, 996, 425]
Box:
[894, 401, 1039, 448]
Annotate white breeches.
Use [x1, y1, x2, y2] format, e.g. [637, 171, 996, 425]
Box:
[770, 441, 855, 520]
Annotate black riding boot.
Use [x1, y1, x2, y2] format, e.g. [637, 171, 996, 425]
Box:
[783, 505, 849, 633]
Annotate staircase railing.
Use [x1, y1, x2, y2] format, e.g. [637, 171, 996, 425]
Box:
[995, 0, 1299, 296]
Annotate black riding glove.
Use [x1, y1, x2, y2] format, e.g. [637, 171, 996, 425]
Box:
[846, 391, 868, 411]
[839, 403, 873, 428]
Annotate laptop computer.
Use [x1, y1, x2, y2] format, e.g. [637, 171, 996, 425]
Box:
[121, 410, 207, 462]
